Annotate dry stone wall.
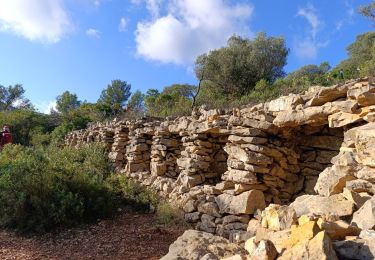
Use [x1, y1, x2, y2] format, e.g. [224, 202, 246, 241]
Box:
[65, 77, 375, 243]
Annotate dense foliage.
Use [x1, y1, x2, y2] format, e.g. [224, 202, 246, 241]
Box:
[332, 32, 375, 79]
[55, 91, 82, 115]
[0, 144, 158, 233]
[0, 84, 31, 111]
[195, 33, 289, 96]
[359, 0, 375, 24]
[144, 84, 195, 117]
[97, 79, 132, 117]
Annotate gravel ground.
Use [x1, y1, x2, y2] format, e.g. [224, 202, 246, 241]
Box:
[0, 209, 186, 260]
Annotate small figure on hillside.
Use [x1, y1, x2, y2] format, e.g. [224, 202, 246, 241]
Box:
[0, 125, 13, 148]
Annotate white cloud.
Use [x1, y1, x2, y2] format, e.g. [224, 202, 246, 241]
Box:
[295, 4, 327, 60]
[297, 4, 321, 40]
[0, 0, 72, 43]
[94, 0, 100, 7]
[119, 17, 127, 32]
[135, 0, 253, 64]
[86, 28, 100, 38]
[35, 100, 57, 114]
[45, 101, 57, 114]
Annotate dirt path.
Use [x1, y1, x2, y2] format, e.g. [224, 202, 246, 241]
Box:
[0, 209, 186, 260]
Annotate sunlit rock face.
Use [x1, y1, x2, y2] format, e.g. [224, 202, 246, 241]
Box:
[67, 78, 375, 260]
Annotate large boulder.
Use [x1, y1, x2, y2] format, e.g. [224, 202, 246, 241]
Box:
[160, 230, 246, 260]
[215, 190, 266, 215]
[279, 231, 338, 260]
[290, 194, 355, 217]
[314, 165, 356, 197]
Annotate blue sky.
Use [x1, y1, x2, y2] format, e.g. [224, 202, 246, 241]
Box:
[0, 0, 373, 113]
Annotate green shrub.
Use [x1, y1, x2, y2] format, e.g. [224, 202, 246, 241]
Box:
[0, 144, 117, 233]
[108, 175, 159, 210]
[156, 201, 184, 225]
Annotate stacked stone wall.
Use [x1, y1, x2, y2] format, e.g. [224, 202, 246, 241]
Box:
[65, 77, 375, 240]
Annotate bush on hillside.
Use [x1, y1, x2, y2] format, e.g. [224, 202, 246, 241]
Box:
[0, 144, 158, 233]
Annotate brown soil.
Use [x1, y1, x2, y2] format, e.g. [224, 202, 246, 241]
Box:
[0, 209, 186, 260]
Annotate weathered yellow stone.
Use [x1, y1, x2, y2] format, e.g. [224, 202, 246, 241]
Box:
[244, 237, 257, 255]
[307, 231, 338, 260]
[261, 204, 297, 231]
[282, 220, 321, 248]
[279, 231, 338, 260]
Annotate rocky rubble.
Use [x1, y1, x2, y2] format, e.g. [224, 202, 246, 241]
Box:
[65, 77, 375, 259]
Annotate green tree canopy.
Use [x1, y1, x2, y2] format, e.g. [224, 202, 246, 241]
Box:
[127, 90, 145, 115]
[285, 62, 331, 86]
[359, 0, 375, 24]
[97, 80, 132, 117]
[0, 84, 31, 111]
[144, 84, 195, 117]
[332, 32, 375, 79]
[56, 91, 81, 115]
[195, 33, 289, 96]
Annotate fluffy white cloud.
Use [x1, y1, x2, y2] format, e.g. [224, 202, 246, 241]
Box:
[0, 0, 72, 43]
[119, 17, 127, 32]
[135, 0, 253, 64]
[295, 4, 327, 60]
[86, 28, 100, 38]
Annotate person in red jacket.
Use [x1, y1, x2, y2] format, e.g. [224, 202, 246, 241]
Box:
[0, 125, 13, 148]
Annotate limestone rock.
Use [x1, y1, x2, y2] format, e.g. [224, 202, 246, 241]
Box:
[215, 190, 266, 215]
[290, 194, 355, 217]
[318, 219, 360, 240]
[261, 204, 297, 231]
[267, 94, 304, 112]
[342, 187, 372, 209]
[358, 92, 375, 107]
[222, 170, 258, 185]
[351, 197, 375, 230]
[224, 145, 273, 165]
[307, 84, 348, 106]
[273, 102, 340, 127]
[346, 179, 375, 194]
[347, 82, 375, 99]
[328, 111, 363, 128]
[314, 165, 356, 197]
[249, 240, 278, 260]
[244, 236, 257, 255]
[255, 228, 292, 254]
[228, 135, 268, 145]
[279, 231, 338, 260]
[160, 230, 246, 260]
[305, 231, 338, 260]
[197, 202, 221, 217]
